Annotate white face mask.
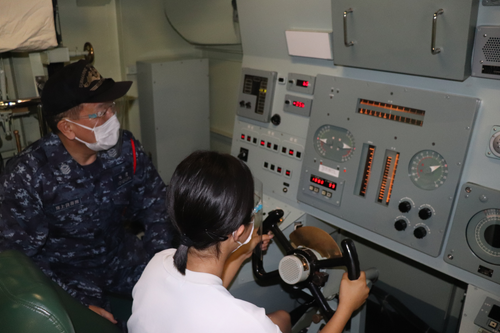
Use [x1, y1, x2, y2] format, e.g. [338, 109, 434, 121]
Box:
[65, 114, 121, 151]
[232, 221, 254, 253]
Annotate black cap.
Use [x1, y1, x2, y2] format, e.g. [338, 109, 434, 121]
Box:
[41, 60, 132, 117]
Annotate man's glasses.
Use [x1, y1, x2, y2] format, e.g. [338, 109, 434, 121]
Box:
[79, 102, 116, 120]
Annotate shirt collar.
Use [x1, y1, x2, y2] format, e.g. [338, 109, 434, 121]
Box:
[41, 132, 125, 173]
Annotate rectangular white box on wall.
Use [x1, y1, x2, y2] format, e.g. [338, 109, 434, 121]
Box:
[285, 31, 333, 60]
[137, 58, 210, 184]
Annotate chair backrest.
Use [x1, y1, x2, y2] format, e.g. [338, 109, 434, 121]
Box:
[0, 250, 121, 333]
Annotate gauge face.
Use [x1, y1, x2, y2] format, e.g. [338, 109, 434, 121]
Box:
[466, 209, 500, 265]
[408, 150, 448, 190]
[314, 125, 355, 163]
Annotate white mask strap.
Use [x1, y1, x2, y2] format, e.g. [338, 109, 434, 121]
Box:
[64, 118, 97, 132]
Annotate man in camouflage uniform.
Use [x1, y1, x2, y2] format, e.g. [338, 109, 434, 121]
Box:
[0, 60, 171, 325]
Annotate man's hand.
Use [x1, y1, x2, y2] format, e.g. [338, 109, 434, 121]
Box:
[89, 305, 118, 324]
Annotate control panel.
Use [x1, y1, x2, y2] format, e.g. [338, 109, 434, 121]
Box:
[445, 183, 500, 284]
[460, 285, 500, 333]
[234, 120, 306, 202]
[236, 68, 277, 123]
[475, 297, 500, 333]
[297, 75, 480, 257]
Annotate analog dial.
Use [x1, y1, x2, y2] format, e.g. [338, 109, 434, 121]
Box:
[408, 150, 448, 190]
[314, 125, 355, 163]
[466, 209, 500, 265]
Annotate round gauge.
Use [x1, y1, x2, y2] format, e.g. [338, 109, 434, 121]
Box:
[466, 209, 500, 265]
[314, 125, 355, 163]
[408, 150, 448, 190]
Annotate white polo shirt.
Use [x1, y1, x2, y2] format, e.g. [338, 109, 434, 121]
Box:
[128, 248, 281, 333]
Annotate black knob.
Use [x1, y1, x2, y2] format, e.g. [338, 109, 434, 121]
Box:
[398, 201, 411, 213]
[414, 227, 427, 239]
[394, 220, 407, 231]
[418, 208, 432, 220]
[239, 100, 245, 107]
[271, 114, 281, 126]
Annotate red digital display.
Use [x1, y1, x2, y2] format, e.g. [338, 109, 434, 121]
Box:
[297, 79, 309, 87]
[310, 175, 337, 190]
[293, 101, 305, 108]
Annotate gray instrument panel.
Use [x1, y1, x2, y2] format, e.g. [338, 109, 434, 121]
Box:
[445, 183, 500, 284]
[475, 297, 500, 332]
[297, 75, 480, 257]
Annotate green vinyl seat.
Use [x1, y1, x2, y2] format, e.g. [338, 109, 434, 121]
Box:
[0, 250, 121, 333]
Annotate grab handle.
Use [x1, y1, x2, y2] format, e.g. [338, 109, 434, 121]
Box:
[431, 9, 444, 55]
[343, 8, 354, 47]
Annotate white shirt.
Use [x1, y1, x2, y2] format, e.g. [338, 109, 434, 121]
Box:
[128, 248, 281, 333]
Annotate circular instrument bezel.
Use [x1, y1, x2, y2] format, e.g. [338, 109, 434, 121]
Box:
[313, 125, 355, 163]
[466, 209, 500, 265]
[408, 150, 448, 190]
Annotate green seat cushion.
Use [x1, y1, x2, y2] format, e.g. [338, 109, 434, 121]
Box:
[0, 250, 121, 333]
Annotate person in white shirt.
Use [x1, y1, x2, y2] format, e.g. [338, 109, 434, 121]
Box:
[128, 151, 369, 333]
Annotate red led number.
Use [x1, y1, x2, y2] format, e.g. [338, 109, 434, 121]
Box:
[293, 101, 305, 108]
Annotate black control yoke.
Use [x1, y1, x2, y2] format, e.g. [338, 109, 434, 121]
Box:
[252, 209, 361, 321]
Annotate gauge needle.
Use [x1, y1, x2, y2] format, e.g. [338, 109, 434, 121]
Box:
[320, 138, 327, 143]
[342, 142, 352, 149]
[430, 165, 441, 172]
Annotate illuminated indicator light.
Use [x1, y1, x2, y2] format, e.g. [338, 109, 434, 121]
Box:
[260, 140, 265, 146]
[293, 101, 305, 108]
[289, 149, 294, 156]
[378, 157, 392, 202]
[358, 99, 425, 127]
[297, 79, 309, 87]
[247, 136, 251, 142]
[360, 146, 375, 197]
[377, 152, 399, 205]
[386, 154, 399, 205]
[310, 175, 336, 191]
[277, 167, 282, 173]
[286, 170, 291, 176]
[241, 134, 245, 139]
[267, 142, 272, 148]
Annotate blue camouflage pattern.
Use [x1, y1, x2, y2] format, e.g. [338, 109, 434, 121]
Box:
[0, 130, 172, 309]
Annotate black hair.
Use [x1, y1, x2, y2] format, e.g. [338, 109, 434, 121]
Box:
[168, 151, 255, 275]
[44, 104, 83, 134]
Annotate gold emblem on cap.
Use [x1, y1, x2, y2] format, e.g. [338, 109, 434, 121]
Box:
[80, 65, 105, 91]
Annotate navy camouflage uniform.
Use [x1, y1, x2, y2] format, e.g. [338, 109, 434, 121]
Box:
[0, 130, 171, 309]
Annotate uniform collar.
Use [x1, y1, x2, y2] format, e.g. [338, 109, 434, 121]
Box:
[42, 131, 125, 174]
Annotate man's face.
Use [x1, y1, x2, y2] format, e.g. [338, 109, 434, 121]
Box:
[71, 102, 116, 143]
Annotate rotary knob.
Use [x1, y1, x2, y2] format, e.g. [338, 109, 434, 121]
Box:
[394, 220, 407, 231]
[271, 114, 281, 126]
[414, 227, 427, 239]
[398, 201, 412, 213]
[418, 208, 432, 220]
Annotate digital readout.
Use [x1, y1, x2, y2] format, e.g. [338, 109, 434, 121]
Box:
[310, 175, 337, 190]
[296, 79, 309, 88]
[293, 101, 305, 108]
